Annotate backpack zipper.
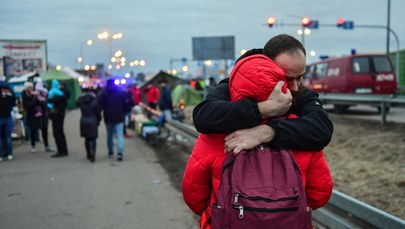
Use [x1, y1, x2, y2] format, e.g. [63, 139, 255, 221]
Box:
[233, 204, 298, 219]
[234, 193, 299, 205]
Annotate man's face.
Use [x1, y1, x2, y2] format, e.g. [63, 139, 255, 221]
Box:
[274, 51, 306, 94]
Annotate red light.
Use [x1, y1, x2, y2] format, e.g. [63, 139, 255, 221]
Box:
[267, 16, 276, 27]
[337, 17, 344, 26]
[301, 16, 311, 27]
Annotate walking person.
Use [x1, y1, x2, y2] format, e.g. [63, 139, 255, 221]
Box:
[47, 80, 69, 158]
[123, 85, 135, 138]
[0, 76, 16, 161]
[98, 78, 128, 161]
[76, 88, 101, 163]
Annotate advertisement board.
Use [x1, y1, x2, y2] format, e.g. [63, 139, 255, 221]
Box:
[0, 39, 47, 79]
[192, 36, 235, 60]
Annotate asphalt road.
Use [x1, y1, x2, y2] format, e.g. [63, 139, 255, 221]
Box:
[0, 110, 196, 229]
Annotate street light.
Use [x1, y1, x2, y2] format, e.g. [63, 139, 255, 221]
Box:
[77, 39, 93, 68]
[97, 31, 123, 63]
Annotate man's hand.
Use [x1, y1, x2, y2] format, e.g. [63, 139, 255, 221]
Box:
[258, 81, 292, 118]
[224, 125, 275, 155]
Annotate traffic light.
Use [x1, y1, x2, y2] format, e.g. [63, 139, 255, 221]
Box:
[267, 16, 276, 27]
[301, 16, 311, 27]
[336, 18, 354, 30]
[337, 17, 344, 28]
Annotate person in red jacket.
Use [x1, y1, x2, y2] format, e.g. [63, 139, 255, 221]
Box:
[129, 83, 142, 106]
[143, 84, 159, 110]
[182, 54, 333, 229]
[143, 84, 159, 119]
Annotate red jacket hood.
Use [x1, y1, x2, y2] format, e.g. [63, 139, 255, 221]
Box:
[229, 54, 286, 102]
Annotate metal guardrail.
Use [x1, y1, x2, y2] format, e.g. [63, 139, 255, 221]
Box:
[164, 118, 405, 229]
[318, 93, 405, 126]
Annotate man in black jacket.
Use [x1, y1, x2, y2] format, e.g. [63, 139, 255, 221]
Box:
[0, 78, 16, 161]
[98, 78, 128, 161]
[193, 34, 333, 153]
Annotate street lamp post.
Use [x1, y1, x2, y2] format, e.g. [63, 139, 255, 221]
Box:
[169, 57, 188, 75]
[98, 32, 123, 64]
[77, 39, 93, 68]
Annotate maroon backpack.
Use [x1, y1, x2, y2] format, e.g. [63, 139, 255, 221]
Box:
[211, 145, 312, 229]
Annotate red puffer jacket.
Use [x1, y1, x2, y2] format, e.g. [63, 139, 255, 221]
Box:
[182, 54, 333, 229]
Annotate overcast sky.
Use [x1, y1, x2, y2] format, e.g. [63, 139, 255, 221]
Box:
[1, 0, 404, 76]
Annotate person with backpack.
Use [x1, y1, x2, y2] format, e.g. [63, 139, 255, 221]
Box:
[182, 35, 333, 229]
[193, 35, 333, 155]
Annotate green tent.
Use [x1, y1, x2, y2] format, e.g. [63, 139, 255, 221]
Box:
[171, 84, 203, 106]
[42, 68, 81, 109]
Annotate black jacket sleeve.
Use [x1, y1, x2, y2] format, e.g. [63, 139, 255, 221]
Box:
[267, 88, 333, 151]
[192, 78, 261, 133]
[192, 80, 333, 151]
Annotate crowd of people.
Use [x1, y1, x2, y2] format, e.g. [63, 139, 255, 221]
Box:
[0, 75, 174, 163]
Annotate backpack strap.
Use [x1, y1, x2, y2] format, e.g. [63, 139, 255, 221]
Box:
[279, 147, 302, 175]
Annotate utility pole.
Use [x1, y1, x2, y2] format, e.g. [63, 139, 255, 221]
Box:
[387, 0, 391, 54]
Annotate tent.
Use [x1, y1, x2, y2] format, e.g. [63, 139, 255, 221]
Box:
[62, 66, 89, 82]
[42, 68, 81, 109]
[139, 71, 186, 90]
[171, 84, 203, 106]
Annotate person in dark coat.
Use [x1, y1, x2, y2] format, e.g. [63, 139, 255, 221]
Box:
[76, 88, 101, 163]
[48, 80, 69, 158]
[22, 83, 45, 153]
[98, 78, 128, 161]
[0, 77, 16, 161]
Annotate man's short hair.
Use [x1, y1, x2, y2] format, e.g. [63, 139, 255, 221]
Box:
[263, 34, 306, 60]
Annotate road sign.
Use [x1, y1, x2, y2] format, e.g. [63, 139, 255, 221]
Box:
[343, 21, 354, 29]
[308, 20, 319, 29]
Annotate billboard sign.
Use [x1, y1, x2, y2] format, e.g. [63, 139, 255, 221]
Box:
[0, 39, 47, 79]
[192, 36, 235, 60]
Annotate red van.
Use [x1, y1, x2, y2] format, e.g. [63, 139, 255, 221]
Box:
[303, 54, 397, 113]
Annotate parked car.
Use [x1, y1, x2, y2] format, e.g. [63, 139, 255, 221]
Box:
[303, 54, 397, 113]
